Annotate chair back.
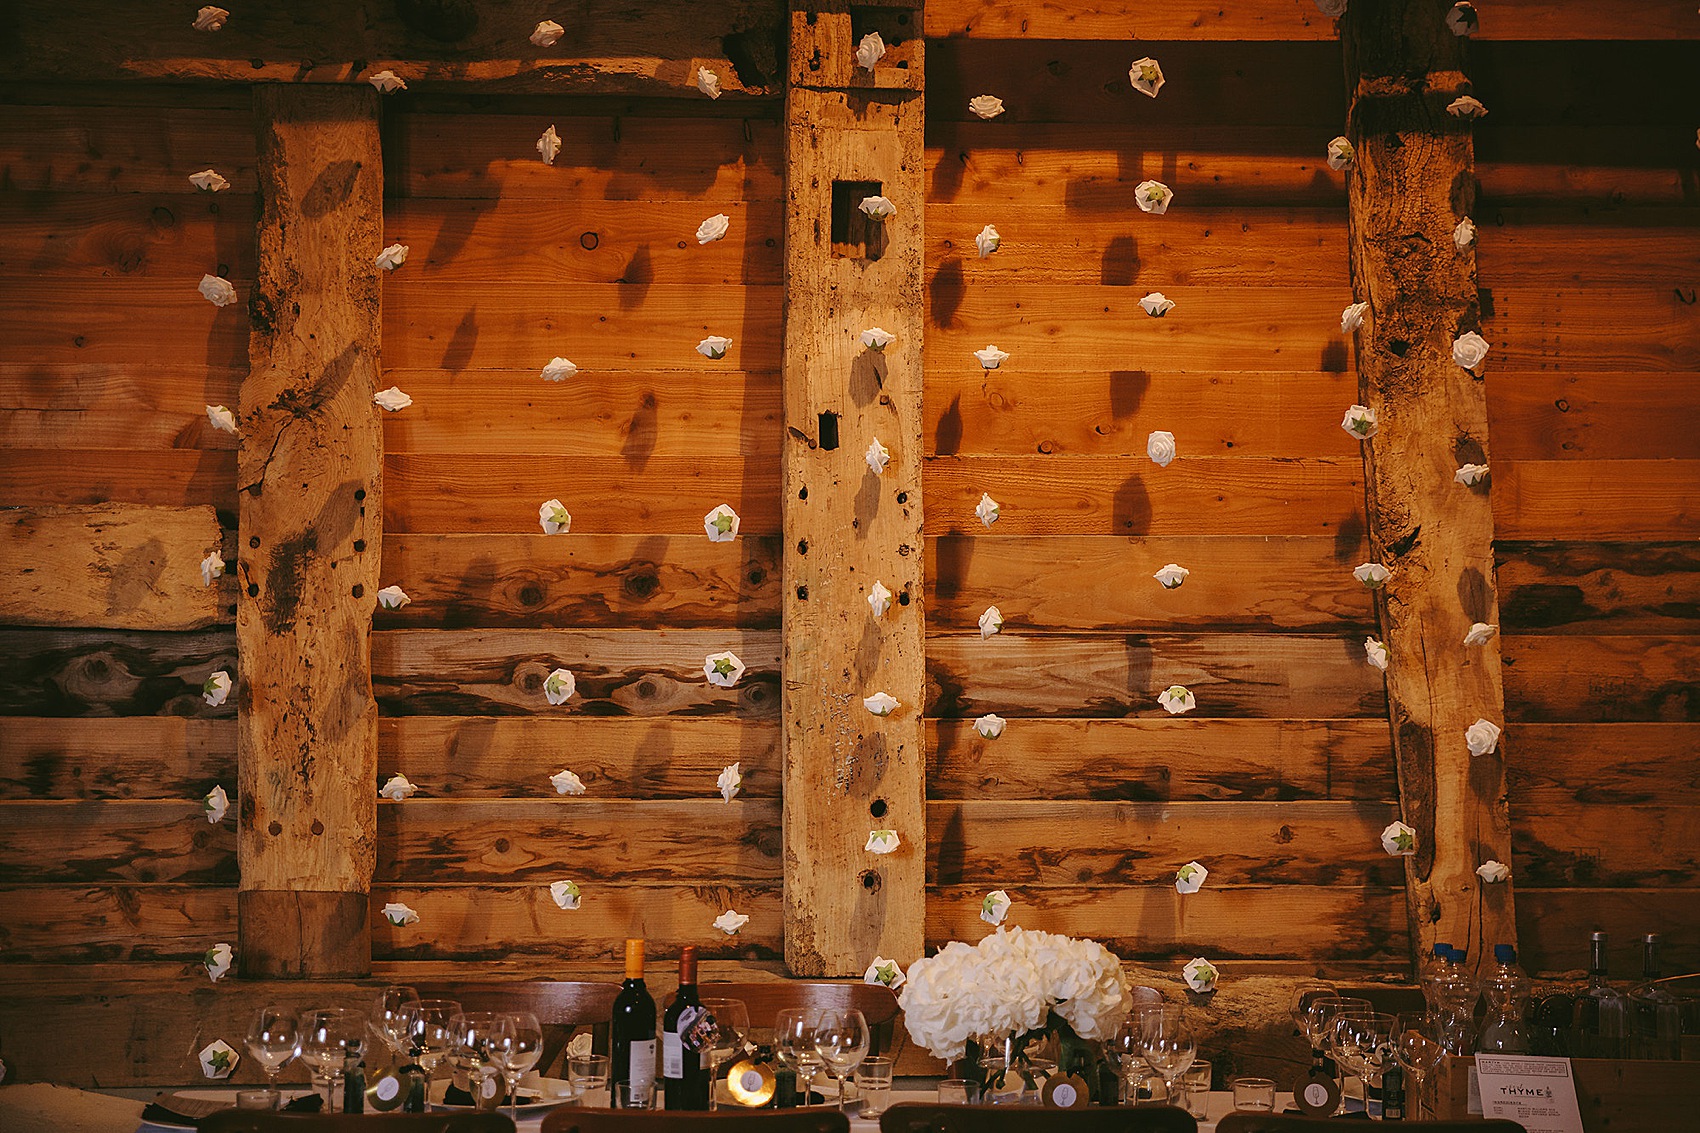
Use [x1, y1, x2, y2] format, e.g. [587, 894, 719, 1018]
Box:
[696, 981, 902, 1056]
[201, 1113, 514, 1132]
[541, 1108, 849, 1133]
[879, 1103, 1197, 1132]
[411, 980, 621, 1076]
[1215, 1116, 1527, 1133]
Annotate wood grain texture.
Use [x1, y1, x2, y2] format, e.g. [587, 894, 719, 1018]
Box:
[0, 449, 237, 510]
[1478, 214, 1700, 286]
[0, 104, 257, 193]
[1512, 805, 1700, 888]
[1487, 374, 1700, 461]
[0, 281, 250, 372]
[0, 885, 235, 962]
[1507, 724, 1700, 809]
[0, 627, 235, 717]
[1491, 462, 1700, 540]
[0, 504, 229, 630]
[0, 364, 239, 452]
[1517, 889, 1700, 976]
[1482, 289, 1700, 371]
[0, 800, 235, 884]
[0, 192, 256, 281]
[1497, 542, 1700, 635]
[1502, 635, 1700, 723]
[0, 716, 235, 800]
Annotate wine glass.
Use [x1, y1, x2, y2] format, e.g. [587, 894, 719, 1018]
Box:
[297, 1008, 365, 1111]
[775, 1008, 822, 1099]
[448, 1011, 504, 1107]
[1106, 1014, 1148, 1104]
[372, 985, 420, 1059]
[488, 1012, 544, 1120]
[1138, 1006, 1196, 1105]
[404, 998, 462, 1079]
[698, 998, 751, 1111]
[1290, 983, 1337, 1051]
[1348, 1012, 1397, 1115]
[814, 1008, 871, 1112]
[245, 1006, 299, 1106]
[1395, 1012, 1446, 1120]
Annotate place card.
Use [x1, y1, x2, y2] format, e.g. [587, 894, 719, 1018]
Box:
[1472, 1055, 1585, 1133]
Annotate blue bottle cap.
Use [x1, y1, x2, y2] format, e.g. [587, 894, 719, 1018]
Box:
[1434, 942, 1453, 957]
[1494, 944, 1517, 964]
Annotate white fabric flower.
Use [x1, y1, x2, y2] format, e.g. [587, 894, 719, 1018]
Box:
[1183, 957, 1219, 993]
[859, 195, 896, 220]
[1476, 859, 1510, 884]
[969, 95, 1006, 120]
[1128, 57, 1165, 98]
[866, 829, 900, 854]
[1455, 217, 1477, 250]
[1464, 622, 1498, 646]
[865, 957, 907, 989]
[860, 327, 895, 352]
[1147, 429, 1177, 467]
[530, 19, 565, 47]
[704, 651, 746, 688]
[1466, 718, 1502, 756]
[382, 902, 420, 926]
[192, 7, 229, 31]
[206, 404, 238, 434]
[1327, 136, 1355, 171]
[704, 503, 741, 541]
[1354, 562, 1391, 589]
[1453, 331, 1491, 372]
[866, 438, 891, 475]
[1342, 301, 1369, 333]
[537, 125, 561, 165]
[1153, 564, 1189, 590]
[544, 669, 577, 706]
[1448, 95, 1489, 120]
[976, 224, 1001, 257]
[1365, 637, 1389, 671]
[550, 880, 582, 910]
[198, 1039, 238, 1079]
[978, 605, 1004, 638]
[1447, 2, 1480, 35]
[868, 580, 894, 618]
[373, 386, 413, 412]
[203, 670, 231, 707]
[697, 335, 732, 360]
[189, 169, 229, 192]
[376, 585, 410, 610]
[1158, 685, 1196, 715]
[697, 67, 722, 99]
[980, 889, 1012, 925]
[551, 768, 586, 795]
[1342, 404, 1378, 439]
[201, 552, 225, 586]
[696, 213, 730, 244]
[975, 492, 1000, 527]
[1175, 861, 1208, 895]
[714, 909, 749, 935]
[718, 762, 742, 803]
[541, 357, 578, 382]
[380, 774, 416, 801]
[1455, 463, 1490, 486]
[367, 70, 407, 93]
[375, 243, 408, 271]
[856, 31, 886, 71]
[198, 274, 237, 307]
[1134, 180, 1172, 214]
[1382, 820, 1417, 856]
[204, 942, 233, 982]
[1139, 292, 1175, 317]
[974, 713, 1006, 740]
[566, 1034, 593, 1060]
[203, 785, 229, 824]
[864, 692, 899, 717]
[539, 499, 571, 535]
[1315, 0, 1347, 16]
[973, 345, 1010, 370]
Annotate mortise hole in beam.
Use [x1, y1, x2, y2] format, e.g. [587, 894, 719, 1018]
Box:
[869, 798, 888, 818]
[818, 411, 840, 451]
[831, 180, 885, 260]
[860, 870, 882, 892]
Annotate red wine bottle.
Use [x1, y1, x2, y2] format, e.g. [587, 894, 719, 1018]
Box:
[662, 947, 710, 1109]
[611, 939, 658, 1107]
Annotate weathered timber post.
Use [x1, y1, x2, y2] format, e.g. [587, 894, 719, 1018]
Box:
[782, 1, 926, 975]
[238, 86, 383, 977]
[1342, 1, 1516, 974]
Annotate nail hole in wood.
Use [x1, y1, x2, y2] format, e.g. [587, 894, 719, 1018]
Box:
[869, 798, 888, 818]
[860, 870, 882, 892]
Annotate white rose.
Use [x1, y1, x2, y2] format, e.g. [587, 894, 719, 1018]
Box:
[1448, 95, 1489, 120]
[868, 580, 894, 618]
[974, 713, 1006, 740]
[201, 551, 226, 586]
[1476, 859, 1510, 883]
[1454, 218, 1477, 250]
[974, 345, 1010, 370]
[1463, 622, 1498, 647]
[866, 438, 891, 475]
[975, 492, 1001, 527]
[978, 605, 1004, 638]
[204, 942, 233, 981]
[382, 902, 420, 926]
[1158, 685, 1196, 715]
[544, 669, 576, 706]
[860, 327, 895, 352]
[1466, 718, 1502, 756]
[551, 768, 586, 795]
[865, 957, 906, 989]
[1183, 957, 1219, 993]
[550, 880, 582, 910]
[1342, 301, 1369, 333]
[367, 70, 407, 94]
[202, 670, 232, 707]
[379, 774, 416, 801]
[696, 67, 722, 99]
[1453, 331, 1491, 371]
[198, 1039, 239, 1079]
[206, 404, 238, 434]
[530, 19, 565, 47]
[1327, 136, 1354, 171]
[198, 274, 237, 307]
[859, 195, 896, 220]
[969, 95, 1005, 120]
[1455, 463, 1490, 487]
[704, 651, 745, 688]
[539, 498, 571, 535]
[1134, 180, 1172, 214]
[856, 31, 886, 71]
[715, 908, 749, 934]
[1381, 820, 1417, 856]
[541, 357, 579, 382]
[1365, 637, 1389, 671]
[189, 169, 229, 192]
[1342, 404, 1378, 439]
[1353, 562, 1391, 589]
[1174, 861, 1208, 895]
[718, 762, 742, 803]
[203, 785, 229, 823]
[1147, 430, 1177, 467]
[537, 125, 561, 165]
[696, 213, 730, 244]
[980, 889, 1012, 925]
[865, 829, 900, 854]
[976, 224, 1001, 257]
[864, 692, 899, 717]
[373, 386, 413, 412]
[375, 243, 408, 271]
[704, 504, 741, 542]
[1139, 292, 1175, 317]
[376, 584, 411, 610]
[192, 7, 229, 31]
[697, 335, 733, 360]
[1128, 57, 1164, 98]
[1153, 563, 1188, 589]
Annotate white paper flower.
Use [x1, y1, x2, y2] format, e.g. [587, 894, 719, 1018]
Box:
[1455, 463, 1490, 487]
[201, 551, 225, 586]
[203, 785, 229, 824]
[1315, 0, 1348, 16]
[696, 67, 722, 99]
[714, 908, 749, 935]
[367, 70, 407, 93]
[1454, 218, 1477, 250]
[868, 580, 894, 618]
[1147, 429, 1177, 467]
[206, 404, 238, 434]
[980, 889, 1012, 925]
[969, 95, 1006, 120]
[866, 829, 900, 854]
[1175, 861, 1208, 895]
[718, 762, 742, 803]
[697, 335, 732, 360]
[544, 669, 577, 706]
[864, 692, 899, 717]
[704, 651, 745, 688]
[1128, 57, 1165, 98]
[374, 585, 411, 612]
[382, 902, 420, 926]
[199, 1039, 239, 1079]
[373, 386, 413, 412]
[1365, 637, 1389, 671]
[550, 879, 582, 909]
[1342, 404, 1378, 439]
[530, 19, 565, 47]
[1353, 562, 1391, 589]
[1448, 95, 1489, 120]
[380, 774, 416, 801]
[1152, 563, 1189, 590]
[204, 942, 233, 982]
[859, 195, 896, 221]
[1342, 301, 1369, 333]
[1381, 820, 1417, 856]
[856, 31, 886, 71]
[551, 767, 586, 795]
[963, 228, 997, 264]
[695, 213, 730, 244]
[865, 957, 907, 989]
[189, 169, 229, 192]
[192, 7, 229, 31]
[1476, 859, 1510, 883]
[704, 503, 741, 542]
[539, 499, 571, 535]
[975, 492, 1001, 527]
[1446, 2, 1480, 35]
[1134, 180, 1172, 215]
[860, 327, 895, 352]
[1327, 136, 1355, 171]
[1139, 292, 1175, 317]
[375, 243, 408, 271]
[540, 357, 579, 382]
[978, 605, 1004, 639]
[203, 670, 231, 707]
[1464, 622, 1498, 647]
[1183, 957, 1219, 993]
[973, 345, 1010, 370]
[198, 274, 237, 307]
[1453, 331, 1491, 372]
[1158, 685, 1196, 715]
[1466, 718, 1502, 756]
[866, 438, 891, 475]
[974, 714, 1006, 740]
[537, 125, 561, 165]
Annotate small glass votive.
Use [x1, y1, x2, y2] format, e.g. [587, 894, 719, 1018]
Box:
[568, 1053, 610, 1098]
[937, 1078, 981, 1105]
[854, 1056, 895, 1117]
[612, 1079, 655, 1109]
[1179, 1060, 1212, 1118]
[1233, 1076, 1277, 1112]
[235, 1090, 276, 1110]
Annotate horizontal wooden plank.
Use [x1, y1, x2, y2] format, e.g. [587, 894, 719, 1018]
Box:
[0, 716, 234, 800]
[1487, 373, 1700, 462]
[1513, 805, 1700, 888]
[1470, 41, 1700, 128]
[0, 280, 251, 371]
[1497, 541, 1700, 635]
[922, 455, 1365, 537]
[381, 717, 779, 799]
[381, 282, 781, 372]
[1478, 217, 1700, 287]
[0, 105, 256, 194]
[1492, 461, 1700, 540]
[371, 628, 779, 717]
[0, 627, 235, 717]
[0, 449, 236, 510]
[928, 718, 1395, 802]
[376, 800, 780, 883]
[0, 192, 256, 281]
[927, 535, 1372, 632]
[928, 800, 1402, 887]
[383, 454, 780, 536]
[926, 634, 1386, 719]
[1503, 635, 1700, 723]
[377, 369, 780, 457]
[1517, 889, 1700, 976]
[1484, 288, 1700, 371]
[0, 885, 234, 961]
[0, 800, 234, 884]
[384, 199, 781, 285]
[0, 364, 239, 451]
[379, 534, 781, 630]
[1508, 723, 1700, 808]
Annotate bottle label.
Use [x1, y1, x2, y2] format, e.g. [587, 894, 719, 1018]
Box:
[629, 1039, 657, 1085]
[481, 1073, 499, 1100]
[1052, 1083, 1078, 1107]
[680, 1006, 715, 1051]
[1304, 1082, 1331, 1107]
[741, 1069, 764, 1092]
[375, 1076, 400, 1102]
[662, 1032, 683, 1078]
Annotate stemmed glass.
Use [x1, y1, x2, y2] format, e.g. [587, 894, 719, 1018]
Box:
[1290, 984, 1338, 1049]
[1138, 1006, 1196, 1106]
[372, 985, 420, 1060]
[1304, 996, 1372, 1062]
[404, 998, 462, 1081]
[448, 1011, 504, 1107]
[1106, 1014, 1148, 1104]
[1333, 1011, 1396, 1116]
[1395, 1012, 1446, 1120]
[814, 1008, 871, 1112]
[297, 1008, 365, 1111]
[698, 998, 751, 1111]
[488, 1012, 545, 1120]
[775, 1008, 822, 1100]
[244, 1006, 299, 1107]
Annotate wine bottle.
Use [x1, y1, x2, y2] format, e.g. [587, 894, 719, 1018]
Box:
[1572, 931, 1627, 1058]
[342, 1053, 366, 1114]
[1382, 1060, 1405, 1121]
[611, 938, 658, 1108]
[1629, 933, 1681, 1059]
[662, 946, 710, 1109]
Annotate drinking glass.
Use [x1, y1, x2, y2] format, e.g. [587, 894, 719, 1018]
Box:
[1138, 1006, 1196, 1105]
[814, 1008, 871, 1112]
[568, 1053, 610, 1097]
[404, 998, 462, 1078]
[448, 1011, 504, 1107]
[1106, 1013, 1148, 1104]
[774, 1009, 822, 1099]
[1395, 1012, 1446, 1120]
[937, 1079, 979, 1104]
[1233, 1077, 1277, 1112]
[1290, 983, 1338, 1053]
[488, 1012, 544, 1120]
[854, 1056, 895, 1117]
[372, 985, 420, 1059]
[1336, 1011, 1396, 1117]
[698, 998, 750, 1111]
[1304, 996, 1372, 1061]
[244, 1006, 299, 1105]
[1179, 1060, 1212, 1118]
[297, 1008, 365, 1112]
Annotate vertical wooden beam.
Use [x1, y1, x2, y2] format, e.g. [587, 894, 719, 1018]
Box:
[237, 86, 382, 978]
[782, 2, 926, 975]
[1343, 1, 1515, 974]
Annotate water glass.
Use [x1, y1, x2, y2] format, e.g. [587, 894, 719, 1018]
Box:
[297, 1008, 366, 1112]
[1233, 1076, 1276, 1112]
[244, 1006, 299, 1104]
[488, 1012, 544, 1119]
[569, 1053, 610, 1097]
[854, 1056, 894, 1116]
[1179, 1059, 1212, 1118]
[235, 1090, 275, 1110]
[372, 985, 420, 1058]
[448, 1011, 504, 1108]
[1139, 1005, 1196, 1102]
[814, 1008, 870, 1112]
[404, 999, 462, 1075]
[938, 1078, 980, 1105]
[698, 998, 750, 1111]
[775, 1009, 822, 1096]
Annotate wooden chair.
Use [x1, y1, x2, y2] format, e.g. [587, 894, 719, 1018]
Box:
[201, 1114, 514, 1132]
[879, 1103, 1197, 1132]
[1215, 1116, 1526, 1133]
[411, 980, 621, 1077]
[541, 1109, 849, 1132]
[696, 981, 903, 1056]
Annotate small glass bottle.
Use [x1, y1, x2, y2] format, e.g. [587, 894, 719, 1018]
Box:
[1382, 1059, 1406, 1121]
[342, 1052, 366, 1114]
[1629, 933, 1682, 1060]
[1572, 931, 1628, 1058]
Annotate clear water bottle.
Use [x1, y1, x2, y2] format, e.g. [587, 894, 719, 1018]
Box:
[1432, 947, 1479, 1054]
[1420, 942, 1455, 1012]
[1477, 944, 1533, 1054]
